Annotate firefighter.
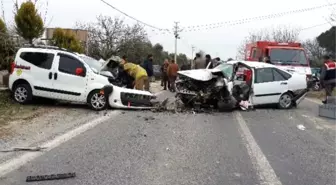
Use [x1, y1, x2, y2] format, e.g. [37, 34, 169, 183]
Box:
[120, 59, 149, 91]
[320, 55, 336, 104]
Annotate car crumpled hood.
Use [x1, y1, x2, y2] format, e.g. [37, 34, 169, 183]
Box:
[177, 69, 215, 81]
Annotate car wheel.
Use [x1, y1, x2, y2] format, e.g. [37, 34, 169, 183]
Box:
[312, 83, 320, 91]
[88, 90, 108, 111]
[13, 83, 32, 104]
[278, 93, 293, 109]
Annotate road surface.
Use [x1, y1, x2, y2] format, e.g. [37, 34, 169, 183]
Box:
[0, 91, 335, 185]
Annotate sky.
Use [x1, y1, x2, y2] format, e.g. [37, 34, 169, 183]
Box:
[1, 0, 335, 60]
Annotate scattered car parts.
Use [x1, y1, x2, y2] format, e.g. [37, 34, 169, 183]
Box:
[26, 172, 76, 182]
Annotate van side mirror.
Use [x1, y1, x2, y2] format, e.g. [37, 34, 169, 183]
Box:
[75, 67, 84, 76]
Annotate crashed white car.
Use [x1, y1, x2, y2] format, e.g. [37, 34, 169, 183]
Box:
[175, 60, 308, 111]
[8, 46, 155, 111]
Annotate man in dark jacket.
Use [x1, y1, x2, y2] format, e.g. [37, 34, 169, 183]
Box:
[320, 55, 336, 104]
[142, 54, 154, 78]
[205, 54, 213, 69]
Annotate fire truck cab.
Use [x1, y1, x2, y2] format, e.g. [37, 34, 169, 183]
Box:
[245, 41, 312, 77]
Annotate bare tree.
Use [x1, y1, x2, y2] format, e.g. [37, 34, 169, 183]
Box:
[236, 26, 300, 59]
[302, 38, 325, 67]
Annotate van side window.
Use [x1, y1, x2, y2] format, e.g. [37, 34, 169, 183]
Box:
[19, 52, 54, 69]
[58, 54, 86, 77]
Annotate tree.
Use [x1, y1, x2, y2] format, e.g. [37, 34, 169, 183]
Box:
[51, 28, 84, 53]
[302, 38, 325, 67]
[0, 18, 15, 71]
[14, 1, 44, 44]
[0, 18, 6, 33]
[317, 26, 335, 58]
[236, 26, 300, 59]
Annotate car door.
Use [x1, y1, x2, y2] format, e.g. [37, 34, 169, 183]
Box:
[18, 51, 58, 98]
[252, 68, 289, 105]
[52, 53, 88, 102]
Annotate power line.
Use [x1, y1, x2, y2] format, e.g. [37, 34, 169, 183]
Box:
[300, 22, 330, 31]
[100, 0, 169, 32]
[181, 3, 336, 32]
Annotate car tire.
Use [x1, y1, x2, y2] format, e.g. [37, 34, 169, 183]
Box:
[12, 83, 33, 104]
[278, 92, 293, 109]
[87, 90, 108, 111]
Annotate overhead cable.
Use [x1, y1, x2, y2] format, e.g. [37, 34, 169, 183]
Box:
[100, 0, 169, 32]
[182, 3, 336, 32]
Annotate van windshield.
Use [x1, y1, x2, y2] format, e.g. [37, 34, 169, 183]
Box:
[80, 56, 102, 72]
[270, 49, 308, 66]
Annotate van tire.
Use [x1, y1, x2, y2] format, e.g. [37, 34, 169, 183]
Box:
[12, 83, 33, 104]
[87, 90, 108, 111]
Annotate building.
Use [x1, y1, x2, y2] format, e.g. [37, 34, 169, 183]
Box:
[44, 28, 88, 43]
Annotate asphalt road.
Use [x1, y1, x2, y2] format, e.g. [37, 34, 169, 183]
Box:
[0, 91, 335, 185]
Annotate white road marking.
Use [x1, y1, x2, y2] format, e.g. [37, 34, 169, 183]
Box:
[235, 112, 283, 185]
[0, 111, 120, 178]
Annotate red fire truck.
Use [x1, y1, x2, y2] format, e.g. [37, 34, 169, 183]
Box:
[245, 41, 312, 78]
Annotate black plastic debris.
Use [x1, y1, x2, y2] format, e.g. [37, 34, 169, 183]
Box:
[26, 172, 76, 182]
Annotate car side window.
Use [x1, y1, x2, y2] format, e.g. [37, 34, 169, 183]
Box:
[275, 68, 292, 80]
[58, 54, 86, 77]
[272, 69, 286, 81]
[255, 68, 274, 83]
[19, 52, 54, 69]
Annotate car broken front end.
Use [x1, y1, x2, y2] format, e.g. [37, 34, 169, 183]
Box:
[175, 69, 236, 111]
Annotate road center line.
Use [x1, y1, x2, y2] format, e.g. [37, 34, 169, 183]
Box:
[235, 112, 283, 185]
[0, 111, 120, 178]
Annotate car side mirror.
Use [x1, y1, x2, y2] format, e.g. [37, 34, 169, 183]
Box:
[75, 67, 84, 76]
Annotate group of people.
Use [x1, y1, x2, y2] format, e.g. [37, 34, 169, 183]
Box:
[161, 59, 179, 92]
[191, 53, 221, 69]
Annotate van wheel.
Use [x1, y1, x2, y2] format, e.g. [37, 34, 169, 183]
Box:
[87, 90, 108, 111]
[13, 83, 32, 104]
[278, 93, 293, 109]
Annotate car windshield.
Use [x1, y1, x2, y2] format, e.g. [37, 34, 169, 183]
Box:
[80, 56, 103, 72]
[214, 63, 233, 78]
[270, 49, 308, 66]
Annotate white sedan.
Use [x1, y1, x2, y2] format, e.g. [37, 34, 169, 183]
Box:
[176, 60, 308, 110]
[226, 60, 308, 109]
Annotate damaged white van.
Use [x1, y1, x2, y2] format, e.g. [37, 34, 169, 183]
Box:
[175, 60, 308, 111]
[9, 46, 155, 111]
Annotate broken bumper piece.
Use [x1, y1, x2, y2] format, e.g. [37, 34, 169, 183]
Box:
[293, 88, 309, 106]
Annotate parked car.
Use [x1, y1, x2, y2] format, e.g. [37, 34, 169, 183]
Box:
[8, 45, 155, 111]
[176, 60, 308, 110]
[153, 64, 161, 79]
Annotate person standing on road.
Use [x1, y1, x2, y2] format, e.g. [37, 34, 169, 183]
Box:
[167, 59, 179, 92]
[192, 53, 206, 69]
[121, 60, 149, 91]
[205, 54, 213, 69]
[320, 55, 336, 104]
[162, 59, 170, 90]
[142, 54, 154, 84]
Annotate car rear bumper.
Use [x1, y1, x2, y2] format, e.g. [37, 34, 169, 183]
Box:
[293, 88, 309, 106]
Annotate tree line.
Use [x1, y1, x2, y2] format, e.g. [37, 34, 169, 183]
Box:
[0, 1, 189, 71]
[236, 25, 335, 68]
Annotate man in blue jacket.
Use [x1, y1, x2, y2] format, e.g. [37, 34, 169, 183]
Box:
[142, 54, 154, 84]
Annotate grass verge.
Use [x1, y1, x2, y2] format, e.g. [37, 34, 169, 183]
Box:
[0, 90, 41, 125]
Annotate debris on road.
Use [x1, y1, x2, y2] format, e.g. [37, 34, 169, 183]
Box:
[0, 146, 47, 152]
[26, 172, 76, 182]
[297, 124, 306, 130]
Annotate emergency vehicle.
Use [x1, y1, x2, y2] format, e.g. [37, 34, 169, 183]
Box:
[245, 41, 312, 80]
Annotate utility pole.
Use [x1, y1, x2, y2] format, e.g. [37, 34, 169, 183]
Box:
[191, 45, 195, 59]
[173, 22, 182, 62]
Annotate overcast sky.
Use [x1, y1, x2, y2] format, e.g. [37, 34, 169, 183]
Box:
[1, 0, 335, 60]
